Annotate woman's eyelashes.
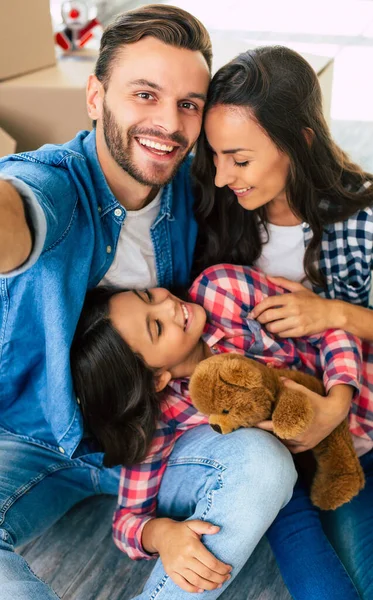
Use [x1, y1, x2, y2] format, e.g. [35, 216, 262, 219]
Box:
[234, 160, 249, 167]
[155, 320, 162, 336]
[143, 290, 162, 338]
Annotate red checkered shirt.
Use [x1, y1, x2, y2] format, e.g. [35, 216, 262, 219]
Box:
[113, 264, 372, 560]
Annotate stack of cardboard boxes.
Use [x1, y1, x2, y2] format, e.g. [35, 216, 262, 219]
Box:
[0, 2, 336, 160]
[0, 0, 96, 157]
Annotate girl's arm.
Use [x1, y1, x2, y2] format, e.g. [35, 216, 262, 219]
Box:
[259, 328, 363, 452]
[112, 389, 230, 592]
[142, 518, 230, 593]
[251, 277, 373, 341]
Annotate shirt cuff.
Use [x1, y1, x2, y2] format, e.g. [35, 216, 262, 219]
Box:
[113, 513, 157, 561]
[324, 375, 360, 399]
[0, 173, 47, 277]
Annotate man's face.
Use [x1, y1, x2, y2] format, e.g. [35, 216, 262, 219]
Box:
[95, 37, 210, 186]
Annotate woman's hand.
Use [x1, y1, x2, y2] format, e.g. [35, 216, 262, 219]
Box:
[142, 518, 231, 593]
[256, 380, 353, 453]
[251, 277, 336, 337]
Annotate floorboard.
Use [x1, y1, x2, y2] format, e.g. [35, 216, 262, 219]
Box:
[18, 496, 290, 599]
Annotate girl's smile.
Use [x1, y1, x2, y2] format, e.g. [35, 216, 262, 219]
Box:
[109, 287, 208, 380]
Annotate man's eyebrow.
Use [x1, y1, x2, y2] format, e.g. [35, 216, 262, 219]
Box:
[133, 290, 153, 343]
[128, 80, 206, 102]
[187, 92, 207, 102]
[129, 79, 162, 91]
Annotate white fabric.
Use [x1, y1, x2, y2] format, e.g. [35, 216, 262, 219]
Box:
[99, 189, 162, 289]
[255, 222, 308, 283]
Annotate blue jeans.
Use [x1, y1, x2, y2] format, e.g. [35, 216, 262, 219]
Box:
[267, 448, 373, 600]
[0, 426, 296, 600]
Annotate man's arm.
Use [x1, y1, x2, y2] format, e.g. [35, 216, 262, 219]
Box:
[0, 179, 32, 273]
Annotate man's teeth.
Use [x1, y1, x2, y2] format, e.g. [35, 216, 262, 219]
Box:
[138, 138, 174, 152]
[181, 303, 189, 328]
[236, 187, 252, 193]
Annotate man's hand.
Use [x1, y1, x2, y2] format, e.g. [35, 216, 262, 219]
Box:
[251, 277, 336, 337]
[143, 518, 231, 593]
[257, 380, 353, 453]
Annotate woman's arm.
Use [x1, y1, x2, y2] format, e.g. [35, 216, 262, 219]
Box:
[334, 300, 373, 340]
[251, 277, 373, 341]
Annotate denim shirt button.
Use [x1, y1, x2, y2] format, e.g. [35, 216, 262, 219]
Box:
[106, 245, 112, 254]
[58, 446, 65, 454]
[114, 208, 122, 217]
[98, 205, 102, 213]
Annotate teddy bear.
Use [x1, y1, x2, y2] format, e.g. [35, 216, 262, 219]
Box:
[189, 353, 365, 510]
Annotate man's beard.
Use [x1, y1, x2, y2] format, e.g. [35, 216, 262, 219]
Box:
[102, 100, 192, 187]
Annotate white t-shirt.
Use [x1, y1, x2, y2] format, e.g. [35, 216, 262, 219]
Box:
[255, 222, 307, 283]
[99, 189, 162, 289]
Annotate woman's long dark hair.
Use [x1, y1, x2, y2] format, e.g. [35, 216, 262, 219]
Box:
[70, 287, 160, 468]
[193, 46, 373, 287]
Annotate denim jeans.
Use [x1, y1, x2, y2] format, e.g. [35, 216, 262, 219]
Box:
[267, 448, 373, 600]
[0, 425, 297, 600]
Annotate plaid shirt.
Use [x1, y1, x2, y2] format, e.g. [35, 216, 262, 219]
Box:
[113, 264, 371, 560]
[307, 200, 373, 308]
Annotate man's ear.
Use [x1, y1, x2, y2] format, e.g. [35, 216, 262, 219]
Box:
[155, 370, 172, 392]
[86, 74, 104, 121]
[302, 127, 314, 147]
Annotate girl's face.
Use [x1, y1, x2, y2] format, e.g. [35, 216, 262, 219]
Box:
[109, 287, 207, 379]
[204, 104, 291, 212]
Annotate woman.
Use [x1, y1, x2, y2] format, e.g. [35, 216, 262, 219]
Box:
[193, 45, 373, 599]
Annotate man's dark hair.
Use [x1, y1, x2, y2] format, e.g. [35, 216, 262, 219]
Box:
[95, 4, 212, 90]
[70, 286, 160, 468]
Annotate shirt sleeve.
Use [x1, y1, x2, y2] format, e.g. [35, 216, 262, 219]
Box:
[305, 329, 362, 396]
[112, 383, 206, 560]
[0, 158, 78, 276]
[112, 444, 172, 561]
[0, 172, 47, 276]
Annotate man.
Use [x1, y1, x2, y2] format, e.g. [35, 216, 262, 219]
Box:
[0, 5, 296, 599]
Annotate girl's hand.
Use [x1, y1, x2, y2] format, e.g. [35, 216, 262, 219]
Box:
[144, 518, 232, 593]
[251, 277, 336, 337]
[257, 380, 353, 453]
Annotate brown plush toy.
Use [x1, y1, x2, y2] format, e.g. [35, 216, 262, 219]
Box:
[189, 353, 365, 510]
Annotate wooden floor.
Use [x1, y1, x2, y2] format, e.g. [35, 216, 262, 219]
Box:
[18, 495, 291, 599]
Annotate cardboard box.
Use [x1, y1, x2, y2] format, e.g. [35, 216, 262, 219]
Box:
[0, 126, 16, 157]
[210, 33, 335, 124]
[0, 53, 96, 152]
[0, 0, 56, 81]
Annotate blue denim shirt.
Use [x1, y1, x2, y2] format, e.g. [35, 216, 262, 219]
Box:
[0, 130, 197, 457]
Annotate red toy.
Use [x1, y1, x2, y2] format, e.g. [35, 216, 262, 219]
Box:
[55, 1, 100, 51]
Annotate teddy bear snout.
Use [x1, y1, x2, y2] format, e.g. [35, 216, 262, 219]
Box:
[211, 423, 222, 434]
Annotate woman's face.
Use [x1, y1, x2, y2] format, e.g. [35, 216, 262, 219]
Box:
[109, 287, 207, 377]
[204, 104, 291, 211]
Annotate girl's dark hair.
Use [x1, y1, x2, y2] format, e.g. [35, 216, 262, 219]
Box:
[193, 45, 373, 287]
[70, 287, 160, 468]
[95, 4, 212, 90]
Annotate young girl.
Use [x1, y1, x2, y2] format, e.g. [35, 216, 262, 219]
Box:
[71, 263, 365, 600]
[192, 45, 373, 599]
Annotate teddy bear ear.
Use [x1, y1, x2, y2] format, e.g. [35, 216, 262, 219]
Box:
[219, 357, 264, 390]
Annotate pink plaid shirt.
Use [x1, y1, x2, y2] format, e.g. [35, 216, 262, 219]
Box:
[113, 264, 372, 560]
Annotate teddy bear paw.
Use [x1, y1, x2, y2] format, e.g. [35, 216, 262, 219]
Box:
[311, 470, 365, 510]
